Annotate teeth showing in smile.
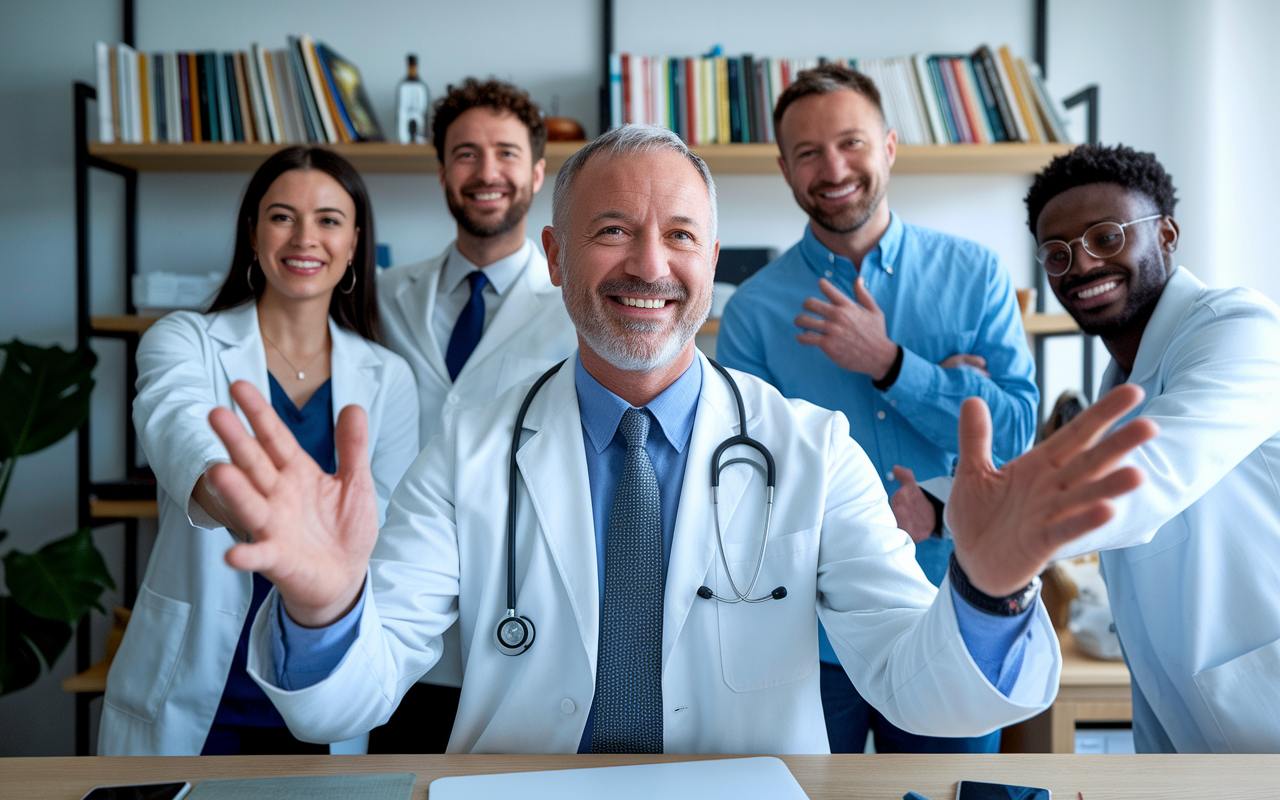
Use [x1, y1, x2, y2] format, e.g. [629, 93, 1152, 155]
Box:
[472, 192, 504, 200]
[820, 184, 858, 199]
[282, 258, 323, 269]
[1076, 280, 1118, 299]
[618, 296, 667, 309]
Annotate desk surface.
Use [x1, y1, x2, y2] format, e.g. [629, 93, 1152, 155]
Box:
[3, 754, 1277, 799]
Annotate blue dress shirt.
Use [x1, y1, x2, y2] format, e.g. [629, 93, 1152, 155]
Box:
[718, 215, 1038, 662]
[271, 352, 1035, 733]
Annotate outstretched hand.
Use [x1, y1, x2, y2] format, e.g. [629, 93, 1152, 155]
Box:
[206, 381, 379, 627]
[946, 383, 1159, 597]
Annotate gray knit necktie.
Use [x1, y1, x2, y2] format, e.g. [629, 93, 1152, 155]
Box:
[590, 407, 664, 753]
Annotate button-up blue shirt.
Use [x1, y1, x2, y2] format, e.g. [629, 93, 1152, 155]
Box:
[718, 214, 1038, 661]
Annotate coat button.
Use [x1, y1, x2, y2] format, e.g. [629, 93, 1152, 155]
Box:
[447, 393, 459, 404]
[886, 470, 895, 481]
[561, 698, 576, 714]
[877, 410, 886, 420]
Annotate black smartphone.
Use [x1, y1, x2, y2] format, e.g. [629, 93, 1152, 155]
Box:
[79, 782, 192, 800]
[955, 780, 1050, 800]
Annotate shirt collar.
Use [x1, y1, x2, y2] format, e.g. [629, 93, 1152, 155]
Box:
[574, 354, 702, 455]
[443, 239, 532, 296]
[799, 210, 903, 276]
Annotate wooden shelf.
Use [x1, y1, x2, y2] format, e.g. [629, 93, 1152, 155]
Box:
[91, 314, 160, 335]
[1023, 312, 1079, 335]
[90, 498, 158, 519]
[88, 141, 1072, 176]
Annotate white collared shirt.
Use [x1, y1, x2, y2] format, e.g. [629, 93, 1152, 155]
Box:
[431, 240, 532, 359]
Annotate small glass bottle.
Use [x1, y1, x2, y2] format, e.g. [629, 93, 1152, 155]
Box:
[396, 54, 430, 144]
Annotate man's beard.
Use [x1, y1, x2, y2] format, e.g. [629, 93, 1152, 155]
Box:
[446, 181, 533, 239]
[560, 267, 711, 372]
[796, 175, 885, 234]
[1059, 252, 1166, 339]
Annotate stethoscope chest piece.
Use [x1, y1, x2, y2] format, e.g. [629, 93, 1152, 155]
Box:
[494, 611, 536, 656]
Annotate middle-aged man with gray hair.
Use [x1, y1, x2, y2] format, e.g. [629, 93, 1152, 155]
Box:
[199, 124, 1157, 754]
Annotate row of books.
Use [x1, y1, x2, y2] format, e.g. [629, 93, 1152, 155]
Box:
[94, 35, 383, 145]
[608, 44, 1068, 146]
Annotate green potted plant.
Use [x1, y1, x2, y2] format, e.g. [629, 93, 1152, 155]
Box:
[0, 339, 114, 695]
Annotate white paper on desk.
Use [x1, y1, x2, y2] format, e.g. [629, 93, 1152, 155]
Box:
[429, 756, 810, 799]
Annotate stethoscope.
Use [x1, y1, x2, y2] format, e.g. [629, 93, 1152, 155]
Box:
[494, 358, 786, 657]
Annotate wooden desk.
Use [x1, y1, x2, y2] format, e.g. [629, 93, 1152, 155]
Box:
[3, 754, 1277, 799]
[1005, 631, 1133, 753]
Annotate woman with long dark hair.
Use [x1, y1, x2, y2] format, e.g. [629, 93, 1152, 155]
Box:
[100, 146, 419, 756]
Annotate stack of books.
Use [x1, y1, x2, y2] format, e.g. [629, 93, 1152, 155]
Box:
[609, 44, 1068, 146]
[94, 35, 383, 145]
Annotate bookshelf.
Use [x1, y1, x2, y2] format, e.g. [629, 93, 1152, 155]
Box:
[87, 140, 1073, 176]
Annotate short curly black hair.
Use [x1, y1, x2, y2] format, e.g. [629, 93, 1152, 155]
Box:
[1025, 143, 1178, 234]
[431, 77, 547, 163]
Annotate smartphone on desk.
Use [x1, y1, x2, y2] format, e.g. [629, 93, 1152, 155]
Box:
[955, 780, 1050, 800]
[80, 782, 191, 800]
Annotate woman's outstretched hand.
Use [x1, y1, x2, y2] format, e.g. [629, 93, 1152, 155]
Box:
[207, 380, 379, 627]
[947, 383, 1159, 597]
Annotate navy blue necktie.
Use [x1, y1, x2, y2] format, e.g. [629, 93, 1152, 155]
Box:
[445, 271, 489, 381]
[590, 407, 664, 753]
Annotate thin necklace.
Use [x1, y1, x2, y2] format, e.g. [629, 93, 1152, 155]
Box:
[261, 331, 325, 381]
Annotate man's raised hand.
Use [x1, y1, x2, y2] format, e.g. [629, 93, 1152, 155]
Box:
[206, 380, 380, 628]
[946, 383, 1159, 597]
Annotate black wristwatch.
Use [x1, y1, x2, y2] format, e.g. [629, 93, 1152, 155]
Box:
[948, 552, 1040, 616]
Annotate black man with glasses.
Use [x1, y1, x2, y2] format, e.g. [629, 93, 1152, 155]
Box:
[1027, 143, 1280, 753]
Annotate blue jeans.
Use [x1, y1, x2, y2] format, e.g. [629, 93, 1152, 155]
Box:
[819, 661, 1002, 753]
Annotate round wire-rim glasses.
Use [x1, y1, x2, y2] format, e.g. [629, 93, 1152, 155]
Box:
[1035, 214, 1164, 277]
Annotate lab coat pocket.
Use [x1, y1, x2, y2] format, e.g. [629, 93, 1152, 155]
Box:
[717, 527, 819, 692]
[104, 585, 192, 723]
[1192, 636, 1280, 753]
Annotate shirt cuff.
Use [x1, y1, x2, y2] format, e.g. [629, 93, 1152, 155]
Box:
[950, 583, 1035, 696]
[271, 582, 366, 691]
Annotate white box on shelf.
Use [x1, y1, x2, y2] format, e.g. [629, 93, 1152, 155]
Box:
[132, 271, 224, 311]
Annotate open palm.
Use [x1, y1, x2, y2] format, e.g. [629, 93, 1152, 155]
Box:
[206, 380, 379, 627]
[946, 383, 1159, 597]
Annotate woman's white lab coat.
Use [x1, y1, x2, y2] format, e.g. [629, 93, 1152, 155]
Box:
[99, 301, 419, 755]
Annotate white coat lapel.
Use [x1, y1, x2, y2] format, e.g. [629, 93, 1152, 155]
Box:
[328, 319, 382, 429]
[209, 303, 270, 430]
[393, 251, 451, 386]
[662, 354, 756, 663]
[456, 248, 550, 381]
[513, 361, 601, 668]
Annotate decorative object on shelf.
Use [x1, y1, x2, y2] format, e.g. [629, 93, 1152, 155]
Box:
[0, 340, 114, 696]
[131, 271, 223, 311]
[396, 54, 430, 145]
[544, 95, 586, 142]
[94, 35, 382, 145]
[609, 44, 1070, 147]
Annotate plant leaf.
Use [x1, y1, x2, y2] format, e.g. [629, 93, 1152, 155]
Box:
[4, 528, 116, 622]
[0, 340, 97, 460]
[0, 596, 43, 696]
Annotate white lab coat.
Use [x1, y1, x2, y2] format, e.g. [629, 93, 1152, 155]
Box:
[99, 301, 420, 756]
[247, 351, 1061, 753]
[376, 241, 578, 687]
[1057, 267, 1280, 753]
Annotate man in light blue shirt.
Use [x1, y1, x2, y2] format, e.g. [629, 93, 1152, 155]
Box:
[718, 63, 1037, 753]
[198, 125, 1153, 754]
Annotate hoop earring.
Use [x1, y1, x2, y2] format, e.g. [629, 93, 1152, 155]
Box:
[247, 258, 258, 293]
[340, 262, 357, 295]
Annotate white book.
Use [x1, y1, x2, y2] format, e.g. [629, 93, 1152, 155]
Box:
[122, 44, 142, 142]
[897, 57, 932, 145]
[913, 53, 948, 145]
[115, 44, 132, 142]
[299, 34, 337, 142]
[629, 54, 644, 126]
[769, 57, 784, 121]
[274, 50, 305, 144]
[95, 42, 114, 142]
[652, 56, 666, 129]
[164, 53, 181, 142]
[251, 44, 279, 143]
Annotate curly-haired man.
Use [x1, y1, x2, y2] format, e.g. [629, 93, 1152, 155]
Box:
[373, 78, 577, 753]
[1029, 143, 1280, 753]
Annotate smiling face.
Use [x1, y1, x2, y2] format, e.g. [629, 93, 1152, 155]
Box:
[776, 88, 895, 234]
[1036, 182, 1177, 338]
[251, 168, 359, 302]
[545, 148, 718, 373]
[439, 106, 546, 238]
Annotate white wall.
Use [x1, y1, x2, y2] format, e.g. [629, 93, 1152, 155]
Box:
[2, 0, 1277, 756]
